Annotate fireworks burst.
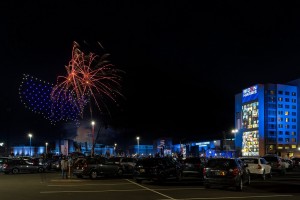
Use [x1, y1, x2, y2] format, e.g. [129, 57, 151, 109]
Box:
[51, 41, 124, 118]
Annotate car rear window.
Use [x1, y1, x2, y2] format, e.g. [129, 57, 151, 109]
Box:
[206, 159, 236, 168]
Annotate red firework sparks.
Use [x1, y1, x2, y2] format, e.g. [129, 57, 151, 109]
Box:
[51, 41, 124, 116]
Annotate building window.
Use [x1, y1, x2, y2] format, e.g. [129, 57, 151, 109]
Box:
[292, 145, 297, 148]
[278, 111, 283, 115]
[278, 138, 283, 142]
[291, 131, 296, 136]
[285, 98, 290, 102]
[278, 90, 283, 95]
[278, 97, 283, 101]
[285, 111, 289, 116]
[285, 118, 290, 122]
[285, 131, 290, 135]
[278, 124, 283, 128]
[292, 99, 296, 103]
[285, 91, 290, 95]
[269, 90, 275, 95]
[278, 104, 283, 108]
[292, 118, 296, 122]
[285, 124, 290, 129]
[292, 105, 296, 109]
[285, 138, 290, 143]
[285, 105, 290, 109]
[292, 138, 296, 143]
[292, 92, 296, 96]
[292, 125, 296, 129]
[292, 112, 296, 116]
[269, 131, 275, 136]
[278, 117, 283, 122]
[279, 131, 283, 135]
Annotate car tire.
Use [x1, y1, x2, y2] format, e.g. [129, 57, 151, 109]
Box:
[236, 178, 243, 191]
[90, 170, 98, 180]
[38, 167, 44, 173]
[261, 170, 266, 181]
[12, 168, 19, 174]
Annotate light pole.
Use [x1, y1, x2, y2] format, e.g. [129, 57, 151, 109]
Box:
[45, 142, 48, 154]
[231, 129, 238, 150]
[114, 143, 117, 156]
[28, 133, 32, 156]
[91, 121, 95, 157]
[136, 136, 140, 155]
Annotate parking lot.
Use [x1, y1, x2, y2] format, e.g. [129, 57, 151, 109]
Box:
[1, 167, 300, 200]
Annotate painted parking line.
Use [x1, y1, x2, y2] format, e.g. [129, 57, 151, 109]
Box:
[158, 194, 293, 200]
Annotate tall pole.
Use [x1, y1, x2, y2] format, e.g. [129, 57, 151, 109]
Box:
[28, 133, 32, 156]
[91, 121, 95, 157]
[45, 142, 48, 154]
[136, 136, 140, 155]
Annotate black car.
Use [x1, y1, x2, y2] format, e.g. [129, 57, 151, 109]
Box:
[181, 157, 208, 180]
[133, 157, 183, 183]
[203, 158, 250, 191]
[2, 158, 45, 174]
[73, 156, 123, 179]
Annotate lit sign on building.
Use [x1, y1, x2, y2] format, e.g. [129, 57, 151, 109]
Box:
[242, 101, 259, 129]
[242, 130, 259, 156]
[242, 85, 259, 103]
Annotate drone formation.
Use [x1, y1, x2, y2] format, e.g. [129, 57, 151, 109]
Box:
[19, 41, 124, 126]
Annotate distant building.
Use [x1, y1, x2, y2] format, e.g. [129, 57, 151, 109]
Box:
[235, 81, 300, 158]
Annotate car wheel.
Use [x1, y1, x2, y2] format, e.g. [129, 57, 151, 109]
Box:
[38, 167, 44, 173]
[176, 171, 183, 182]
[90, 170, 98, 179]
[261, 170, 266, 181]
[236, 178, 243, 191]
[117, 169, 123, 177]
[12, 168, 19, 174]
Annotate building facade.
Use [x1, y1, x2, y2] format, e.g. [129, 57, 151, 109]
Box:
[235, 82, 300, 158]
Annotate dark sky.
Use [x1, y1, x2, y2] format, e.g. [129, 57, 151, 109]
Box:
[2, 1, 300, 147]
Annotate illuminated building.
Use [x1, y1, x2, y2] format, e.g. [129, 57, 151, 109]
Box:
[235, 83, 299, 157]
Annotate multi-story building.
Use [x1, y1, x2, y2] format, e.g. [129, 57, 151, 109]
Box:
[235, 82, 300, 158]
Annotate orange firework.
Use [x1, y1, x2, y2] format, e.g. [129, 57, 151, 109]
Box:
[51, 41, 124, 117]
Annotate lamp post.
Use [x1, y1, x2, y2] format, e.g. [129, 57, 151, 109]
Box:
[114, 143, 117, 156]
[231, 129, 238, 150]
[45, 142, 48, 154]
[91, 121, 95, 157]
[28, 133, 32, 156]
[136, 136, 140, 155]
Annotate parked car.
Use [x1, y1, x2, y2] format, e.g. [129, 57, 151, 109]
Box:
[2, 158, 45, 174]
[133, 157, 183, 183]
[181, 157, 207, 180]
[239, 157, 272, 180]
[262, 154, 286, 175]
[203, 158, 250, 191]
[292, 157, 300, 167]
[73, 156, 123, 179]
[107, 157, 138, 175]
[0, 157, 10, 172]
[281, 158, 293, 171]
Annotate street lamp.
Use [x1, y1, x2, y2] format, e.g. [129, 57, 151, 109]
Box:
[45, 142, 48, 154]
[28, 133, 32, 156]
[114, 143, 117, 155]
[136, 136, 140, 155]
[91, 121, 95, 157]
[231, 129, 238, 150]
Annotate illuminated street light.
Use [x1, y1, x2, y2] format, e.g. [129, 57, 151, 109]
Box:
[231, 129, 238, 150]
[45, 142, 48, 154]
[28, 133, 33, 156]
[136, 136, 140, 155]
[91, 121, 95, 157]
[114, 143, 117, 155]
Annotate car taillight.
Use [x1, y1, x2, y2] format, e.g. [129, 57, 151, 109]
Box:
[257, 164, 262, 169]
[232, 168, 239, 176]
[203, 168, 206, 176]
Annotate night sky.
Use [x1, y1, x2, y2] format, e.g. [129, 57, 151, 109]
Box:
[2, 1, 300, 148]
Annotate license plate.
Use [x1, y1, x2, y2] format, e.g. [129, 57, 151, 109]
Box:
[140, 169, 145, 173]
[215, 171, 225, 176]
